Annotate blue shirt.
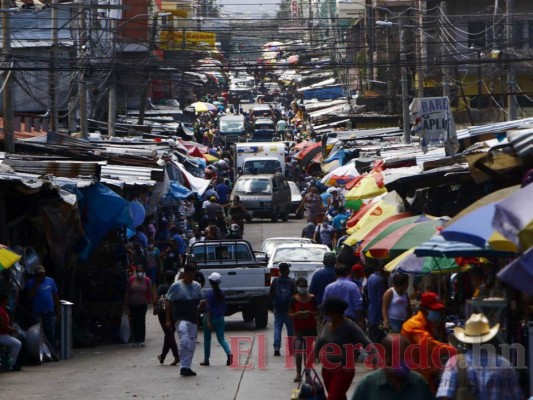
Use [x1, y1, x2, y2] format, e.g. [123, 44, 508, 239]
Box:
[322, 277, 363, 320]
[320, 192, 331, 208]
[26, 277, 58, 314]
[215, 183, 230, 204]
[205, 288, 227, 318]
[171, 234, 187, 255]
[309, 265, 336, 304]
[366, 273, 387, 325]
[436, 350, 523, 400]
[332, 212, 350, 230]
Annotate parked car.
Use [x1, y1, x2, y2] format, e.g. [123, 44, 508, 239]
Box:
[288, 181, 304, 219]
[253, 118, 276, 142]
[267, 243, 331, 282]
[259, 237, 314, 262]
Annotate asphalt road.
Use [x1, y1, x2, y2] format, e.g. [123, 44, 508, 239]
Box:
[3, 218, 371, 399]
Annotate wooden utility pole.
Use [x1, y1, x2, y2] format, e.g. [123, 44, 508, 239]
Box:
[440, 1, 450, 98]
[49, 0, 59, 132]
[416, 0, 426, 98]
[400, 18, 411, 144]
[2, 0, 14, 153]
[506, 0, 517, 120]
[108, 18, 116, 136]
[137, 16, 157, 125]
[78, 6, 88, 137]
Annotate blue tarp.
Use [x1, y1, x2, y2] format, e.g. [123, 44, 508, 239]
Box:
[77, 183, 132, 261]
[166, 181, 193, 200]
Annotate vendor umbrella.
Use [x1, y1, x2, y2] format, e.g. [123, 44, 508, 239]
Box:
[345, 172, 386, 201]
[0, 245, 21, 270]
[414, 235, 515, 258]
[345, 212, 414, 247]
[385, 248, 465, 275]
[203, 153, 219, 163]
[365, 218, 445, 259]
[442, 203, 517, 252]
[497, 247, 533, 296]
[492, 183, 533, 251]
[190, 101, 217, 113]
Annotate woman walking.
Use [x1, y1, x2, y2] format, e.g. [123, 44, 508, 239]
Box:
[200, 272, 233, 367]
[289, 277, 318, 383]
[382, 272, 412, 333]
[123, 266, 153, 347]
[311, 297, 375, 400]
[153, 270, 179, 365]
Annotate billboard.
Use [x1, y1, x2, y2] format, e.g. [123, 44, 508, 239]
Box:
[159, 30, 216, 50]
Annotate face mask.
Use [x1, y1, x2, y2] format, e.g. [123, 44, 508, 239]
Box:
[297, 287, 307, 295]
[136, 272, 145, 279]
[427, 310, 442, 323]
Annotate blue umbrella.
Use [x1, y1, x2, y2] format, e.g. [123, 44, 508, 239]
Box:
[497, 247, 533, 295]
[493, 183, 533, 251]
[415, 235, 514, 257]
[441, 203, 498, 248]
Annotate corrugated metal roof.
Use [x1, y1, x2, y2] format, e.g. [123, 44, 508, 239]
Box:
[100, 164, 164, 182]
[456, 117, 533, 140]
[507, 128, 533, 158]
[2, 159, 103, 179]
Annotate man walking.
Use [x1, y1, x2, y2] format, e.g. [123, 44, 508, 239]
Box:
[26, 265, 61, 349]
[269, 262, 296, 356]
[366, 265, 388, 343]
[165, 263, 205, 377]
[309, 252, 337, 304]
[322, 263, 363, 325]
[436, 313, 523, 400]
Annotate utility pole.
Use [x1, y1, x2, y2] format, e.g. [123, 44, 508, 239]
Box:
[400, 18, 411, 144]
[49, 0, 59, 132]
[78, 5, 88, 137]
[416, 0, 426, 98]
[440, 1, 450, 97]
[137, 15, 157, 125]
[2, 0, 14, 153]
[385, 29, 394, 114]
[365, 0, 373, 89]
[506, 0, 517, 121]
[108, 18, 117, 136]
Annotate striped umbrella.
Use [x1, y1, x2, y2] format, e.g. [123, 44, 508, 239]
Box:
[414, 235, 516, 257]
[385, 248, 466, 275]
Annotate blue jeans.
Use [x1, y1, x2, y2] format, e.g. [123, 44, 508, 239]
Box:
[388, 318, 405, 333]
[202, 315, 230, 361]
[273, 310, 294, 351]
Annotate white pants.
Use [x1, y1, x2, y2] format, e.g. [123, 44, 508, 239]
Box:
[176, 321, 198, 369]
[0, 334, 22, 364]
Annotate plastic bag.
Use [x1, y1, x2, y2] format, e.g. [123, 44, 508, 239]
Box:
[119, 312, 131, 344]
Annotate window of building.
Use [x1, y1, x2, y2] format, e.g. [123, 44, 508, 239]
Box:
[514, 20, 524, 47]
[528, 21, 533, 48]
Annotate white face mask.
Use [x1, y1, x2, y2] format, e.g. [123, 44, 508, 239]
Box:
[136, 272, 145, 279]
[297, 287, 307, 295]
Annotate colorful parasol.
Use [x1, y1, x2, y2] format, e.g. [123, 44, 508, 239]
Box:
[0, 245, 21, 270]
[345, 172, 387, 201]
[385, 248, 466, 275]
[190, 101, 217, 113]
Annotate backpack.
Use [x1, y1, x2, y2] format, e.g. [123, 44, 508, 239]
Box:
[273, 277, 294, 312]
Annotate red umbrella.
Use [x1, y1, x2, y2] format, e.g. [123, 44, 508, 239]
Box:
[295, 142, 321, 160]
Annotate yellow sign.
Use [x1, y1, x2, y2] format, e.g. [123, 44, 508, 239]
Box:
[159, 30, 216, 50]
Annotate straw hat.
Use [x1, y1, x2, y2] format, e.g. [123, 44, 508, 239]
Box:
[453, 313, 499, 344]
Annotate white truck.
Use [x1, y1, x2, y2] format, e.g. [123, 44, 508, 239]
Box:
[234, 142, 286, 176]
[187, 240, 270, 328]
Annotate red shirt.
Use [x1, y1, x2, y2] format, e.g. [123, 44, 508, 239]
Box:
[290, 295, 318, 331]
[0, 306, 11, 335]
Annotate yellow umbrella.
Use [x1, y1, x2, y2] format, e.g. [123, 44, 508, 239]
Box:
[487, 231, 518, 253]
[0, 246, 21, 270]
[321, 159, 339, 174]
[519, 219, 533, 251]
[203, 153, 219, 163]
[345, 173, 387, 201]
[344, 201, 402, 245]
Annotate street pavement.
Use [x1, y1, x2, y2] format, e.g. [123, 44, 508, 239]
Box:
[2, 218, 372, 399]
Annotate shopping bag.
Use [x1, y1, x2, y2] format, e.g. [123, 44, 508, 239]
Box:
[119, 312, 131, 343]
[295, 368, 326, 400]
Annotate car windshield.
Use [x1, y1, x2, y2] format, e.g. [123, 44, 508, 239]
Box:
[220, 120, 244, 133]
[273, 247, 326, 263]
[243, 160, 281, 174]
[262, 239, 310, 255]
[233, 178, 272, 194]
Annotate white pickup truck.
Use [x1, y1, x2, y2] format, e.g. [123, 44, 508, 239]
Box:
[187, 240, 270, 329]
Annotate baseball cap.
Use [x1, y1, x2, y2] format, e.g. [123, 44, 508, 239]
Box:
[208, 272, 221, 283]
[351, 264, 364, 275]
[35, 265, 45, 274]
[420, 292, 445, 311]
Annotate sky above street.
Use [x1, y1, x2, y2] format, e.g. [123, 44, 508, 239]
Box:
[219, 0, 279, 16]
